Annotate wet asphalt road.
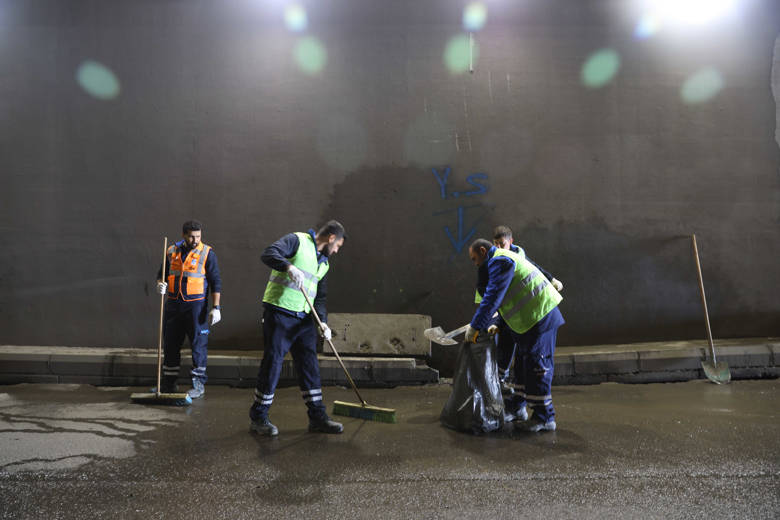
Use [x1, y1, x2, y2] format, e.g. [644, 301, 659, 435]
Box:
[1, 380, 778, 519]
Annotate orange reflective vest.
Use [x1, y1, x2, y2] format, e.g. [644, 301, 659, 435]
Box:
[166, 241, 212, 302]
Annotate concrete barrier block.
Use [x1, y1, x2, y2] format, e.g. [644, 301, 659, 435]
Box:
[327, 313, 431, 356]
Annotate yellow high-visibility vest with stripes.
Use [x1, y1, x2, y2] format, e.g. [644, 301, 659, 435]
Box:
[493, 248, 561, 334]
[475, 245, 525, 304]
[262, 232, 329, 313]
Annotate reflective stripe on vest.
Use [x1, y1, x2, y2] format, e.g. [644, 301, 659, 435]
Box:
[167, 241, 211, 302]
[262, 232, 329, 313]
[493, 248, 562, 334]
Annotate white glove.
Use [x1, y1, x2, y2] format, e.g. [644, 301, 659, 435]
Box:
[487, 324, 499, 336]
[156, 281, 168, 295]
[287, 265, 306, 289]
[551, 278, 563, 292]
[209, 308, 221, 326]
[321, 324, 332, 341]
[464, 325, 479, 343]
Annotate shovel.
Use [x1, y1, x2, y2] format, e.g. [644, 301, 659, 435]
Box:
[424, 313, 499, 345]
[691, 234, 730, 384]
[424, 323, 470, 345]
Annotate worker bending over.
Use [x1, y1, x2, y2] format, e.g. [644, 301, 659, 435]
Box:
[466, 238, 564, 432]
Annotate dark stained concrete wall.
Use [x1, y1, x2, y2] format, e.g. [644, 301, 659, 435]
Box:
[1, 0, 778, 351]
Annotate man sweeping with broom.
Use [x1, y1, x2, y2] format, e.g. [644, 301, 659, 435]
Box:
[249, 221, 347, 437]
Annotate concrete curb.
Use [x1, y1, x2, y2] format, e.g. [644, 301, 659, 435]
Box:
[0, 346, 438, 388]
[0, 338, 777, 388]
[553, 338, 778, 384]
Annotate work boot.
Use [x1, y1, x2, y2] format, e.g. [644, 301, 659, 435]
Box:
[187, 378, 205, 399]
[503, 405, 528, 423]
[517, 415, 556, 432]
[250, 418, 279, 437]
[308, 416, 343, 434]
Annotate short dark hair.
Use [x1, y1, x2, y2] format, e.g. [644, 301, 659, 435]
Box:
[493, 225, 512, 241]
[182, 220, 202, 234]
[470, 238, 493, 253]
[316, 220, 347, 240]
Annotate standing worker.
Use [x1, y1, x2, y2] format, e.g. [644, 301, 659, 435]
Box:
[490, 225, 563, 421]
[465, 238, 564, 432]
[155, 220, 222, 399]
[249, 220, 347, 437]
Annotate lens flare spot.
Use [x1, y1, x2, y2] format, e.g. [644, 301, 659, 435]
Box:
[76, 60, 120, 100]
[635, 13, 663, 39]
[294, 37, 327, 75]
[681, 67, 724, 104]
[463, 3, 487, 32]
[444, 34, 478, 75]
[284, 4, 307, 32]
[581, 49, 620, 88]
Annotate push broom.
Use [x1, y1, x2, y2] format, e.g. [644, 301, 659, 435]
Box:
[130, 237, 192, 406]
[300, 289, 396, 423]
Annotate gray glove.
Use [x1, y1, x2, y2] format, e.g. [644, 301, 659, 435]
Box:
[156, 281, 168, 295]
[287, 265, 306, 289]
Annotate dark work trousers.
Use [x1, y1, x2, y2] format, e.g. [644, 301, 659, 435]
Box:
[250, 306, 328, 422]
[505, 307, 563, 423]
[162, 299, 210, 386]
[495, 316, 516, 382]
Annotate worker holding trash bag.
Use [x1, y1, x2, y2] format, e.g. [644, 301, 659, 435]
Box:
[248, 220, 347, 437]
[475, 225, 563, 395]
[490, 225, 563, 422]
[465, 238, 564, 432]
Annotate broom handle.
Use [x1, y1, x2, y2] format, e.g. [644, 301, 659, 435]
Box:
[691, 234, 717, 363]
[156, 237, 167, 396]
[300, 288, 368, 406]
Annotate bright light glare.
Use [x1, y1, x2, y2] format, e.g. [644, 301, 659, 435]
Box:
[284, 4, 307, 32]
[634, 12, 662, 39]
[642, 0, 736, 27]
[463, 3, 487, 32]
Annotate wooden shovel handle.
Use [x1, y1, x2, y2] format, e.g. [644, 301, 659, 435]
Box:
[691, 234, 717, 363]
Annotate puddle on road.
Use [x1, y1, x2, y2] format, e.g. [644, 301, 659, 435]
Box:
[0, 389, 187, 474]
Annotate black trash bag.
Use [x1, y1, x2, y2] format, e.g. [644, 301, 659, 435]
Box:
[440, 334, 505, 434]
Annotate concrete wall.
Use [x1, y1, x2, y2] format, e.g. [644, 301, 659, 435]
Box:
[1, 0, 778, 353]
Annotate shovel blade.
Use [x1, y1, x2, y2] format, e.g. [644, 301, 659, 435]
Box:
[702, 360, 731, 385]
[423, 326, 458, 345]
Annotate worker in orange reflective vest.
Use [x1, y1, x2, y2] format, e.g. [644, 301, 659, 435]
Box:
[155, 220, 222, 399]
